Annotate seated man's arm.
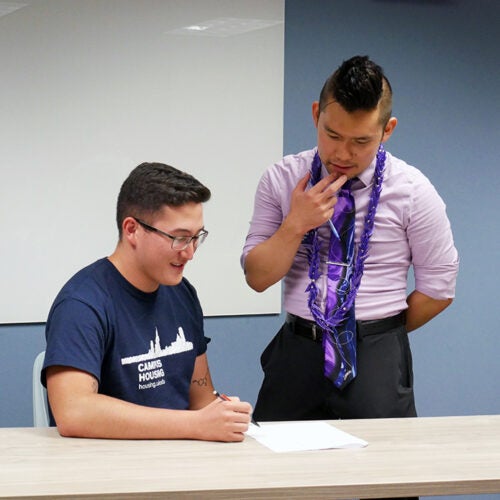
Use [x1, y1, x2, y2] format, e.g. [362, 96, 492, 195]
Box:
[46, 357, 251, 441]
[189, 352, 216, 410]
[188, 353, 252, 441]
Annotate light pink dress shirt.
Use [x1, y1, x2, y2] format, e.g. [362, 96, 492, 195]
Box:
[241, 148, 459, 321]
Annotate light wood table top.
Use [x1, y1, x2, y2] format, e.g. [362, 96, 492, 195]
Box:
[1, 415, 499, 499]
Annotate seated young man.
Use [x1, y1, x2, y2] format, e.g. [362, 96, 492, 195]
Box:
[43, 162, 252, 441]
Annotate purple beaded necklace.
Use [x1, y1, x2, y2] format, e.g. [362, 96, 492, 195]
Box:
[306, 144, 387, 332]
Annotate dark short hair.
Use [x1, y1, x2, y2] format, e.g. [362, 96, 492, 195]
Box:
[116, 162, 211, 236]
[318, 55, 393, 126]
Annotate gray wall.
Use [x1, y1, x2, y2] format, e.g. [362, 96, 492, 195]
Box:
[1, 2, 499, 497]
[0, 0, 283, 322]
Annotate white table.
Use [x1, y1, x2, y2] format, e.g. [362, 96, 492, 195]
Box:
[1, 415, 499, 499]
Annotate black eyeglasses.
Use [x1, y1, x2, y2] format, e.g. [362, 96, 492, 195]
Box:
[132, 217, 208, 251]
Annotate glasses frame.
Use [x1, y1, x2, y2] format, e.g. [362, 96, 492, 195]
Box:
[132, 217, 208, 251]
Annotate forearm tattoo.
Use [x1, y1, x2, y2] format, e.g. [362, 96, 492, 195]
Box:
[191, 370, 209, 387]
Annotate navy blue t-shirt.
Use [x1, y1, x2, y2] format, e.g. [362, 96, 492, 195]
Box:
[43, 258, 207, 414]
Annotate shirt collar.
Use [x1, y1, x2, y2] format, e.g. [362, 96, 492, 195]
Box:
[354, 156, 377, 189]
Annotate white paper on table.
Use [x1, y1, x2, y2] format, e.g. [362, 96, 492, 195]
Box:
[246, 421, 368, 453]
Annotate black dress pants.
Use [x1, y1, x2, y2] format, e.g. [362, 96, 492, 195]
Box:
[254, 317, 417, 500]
[254, 316, 416, 420]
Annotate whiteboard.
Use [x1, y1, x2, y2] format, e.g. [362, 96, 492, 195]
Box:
[0, 0, 284, 323]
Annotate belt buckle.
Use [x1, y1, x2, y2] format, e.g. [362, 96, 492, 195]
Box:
[311, 323, 318, 341]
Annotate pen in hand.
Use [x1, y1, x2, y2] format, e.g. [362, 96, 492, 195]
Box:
[327, 219, 340, 240]
[213, 390, 260, 427]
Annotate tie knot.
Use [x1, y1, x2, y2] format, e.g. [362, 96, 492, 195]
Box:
[342, 178, 363, 193]
[340, 179, 354, 195]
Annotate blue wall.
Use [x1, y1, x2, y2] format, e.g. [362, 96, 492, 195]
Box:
[1, 1, 499, 485]
[282, 0, 500, 418]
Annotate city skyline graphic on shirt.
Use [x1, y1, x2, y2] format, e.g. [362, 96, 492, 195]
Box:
[121, 327, 193, 365]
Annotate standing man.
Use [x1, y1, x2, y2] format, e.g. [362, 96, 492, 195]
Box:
[43, 162, 252, 441]
[241, 55, 458, 423]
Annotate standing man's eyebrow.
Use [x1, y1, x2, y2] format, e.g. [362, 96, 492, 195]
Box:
[323, 125, 341, 136]
[324, 125, 375, 141]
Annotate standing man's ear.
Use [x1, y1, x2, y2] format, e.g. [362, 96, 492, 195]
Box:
[312, 101, 320, 128]
[382, 117, 398, 143]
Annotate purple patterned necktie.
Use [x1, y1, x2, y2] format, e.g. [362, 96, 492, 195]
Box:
[307, 146, 386, 390]
[323, 181, 357, 389]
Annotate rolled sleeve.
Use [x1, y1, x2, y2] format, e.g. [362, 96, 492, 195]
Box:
[408, 176, 459, 299]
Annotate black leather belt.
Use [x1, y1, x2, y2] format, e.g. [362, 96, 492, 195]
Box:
[286, 311, 406, 342]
